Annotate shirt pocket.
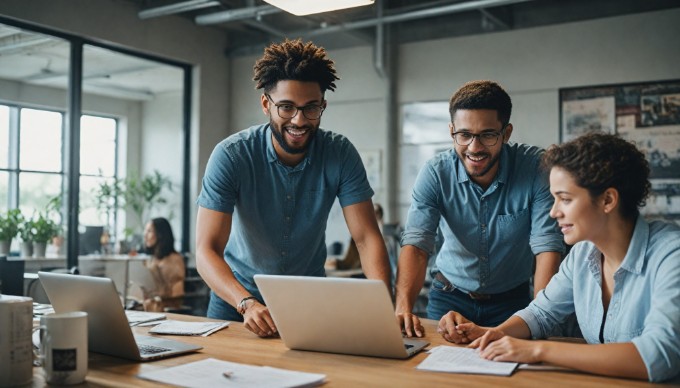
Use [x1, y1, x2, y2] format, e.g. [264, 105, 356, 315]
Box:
[494, 207, 531, 245]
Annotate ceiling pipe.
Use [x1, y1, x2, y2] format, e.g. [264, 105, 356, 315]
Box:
[296, 0, 537, 37]
[139, 0, 220, 19]
[195, 5, 281, 25]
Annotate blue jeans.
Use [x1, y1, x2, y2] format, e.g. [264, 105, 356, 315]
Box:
[426, 273, 530, 327]
[207, 291, 245, 321]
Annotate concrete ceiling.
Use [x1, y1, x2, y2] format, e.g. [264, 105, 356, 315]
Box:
[2, 0, 678, 101]
[135, 0, 680, 56]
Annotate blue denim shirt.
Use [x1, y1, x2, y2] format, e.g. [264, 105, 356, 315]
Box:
[401, 143, 564, 294]
[515, 216, 680, 382]
[197, 124, 373, 295]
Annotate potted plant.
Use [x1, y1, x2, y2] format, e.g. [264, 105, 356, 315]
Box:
[32, 213, 59, 258]
[0, 209, 24, 255]
[18, 218, 36, 257]
[122, 170, 173, 229]
[94, 170, 173, 249]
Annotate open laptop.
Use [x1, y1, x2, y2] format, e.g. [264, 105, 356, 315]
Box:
[38, 271, 202, 361]
[254, 275, 429, 359]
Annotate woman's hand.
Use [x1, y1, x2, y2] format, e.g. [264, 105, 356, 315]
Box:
[437, 312, 487, 343]
[474, 335, 543, 364]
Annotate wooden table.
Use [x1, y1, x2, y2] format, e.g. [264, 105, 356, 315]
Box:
[28, 315, 668, 387]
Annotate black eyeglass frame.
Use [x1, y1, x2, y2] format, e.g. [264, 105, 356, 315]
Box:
[264, 93, 326, 120]
[450, 124, 508, 147]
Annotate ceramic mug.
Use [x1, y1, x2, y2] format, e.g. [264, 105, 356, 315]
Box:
[0, 294, 34, 387]
[33, 311, 88, 385]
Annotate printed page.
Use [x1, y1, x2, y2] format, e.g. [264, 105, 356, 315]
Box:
[148, 320, 229, 336]
[138, 358, 326, 388]
[416, 346, 517, 376]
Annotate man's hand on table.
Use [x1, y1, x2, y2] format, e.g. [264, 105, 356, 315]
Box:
[243, 302, 278, 337]
[396, 311, 425, 338]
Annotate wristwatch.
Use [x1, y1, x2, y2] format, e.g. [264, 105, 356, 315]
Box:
[237, 296, 257, 315]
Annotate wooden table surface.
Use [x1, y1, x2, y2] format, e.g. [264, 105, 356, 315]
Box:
[30, 314, 668, 387]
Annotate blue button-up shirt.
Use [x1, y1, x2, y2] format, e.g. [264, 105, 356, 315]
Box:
[197, 124, 373, 295]
[401, 143, 564, 294]
[516, 216, 680, 382]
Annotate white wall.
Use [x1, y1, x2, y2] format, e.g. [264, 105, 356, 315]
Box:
[396, 8, 680, 221]
[227, 8, 680, 247]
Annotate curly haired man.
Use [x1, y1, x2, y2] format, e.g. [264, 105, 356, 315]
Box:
[196, 39, 390, 336]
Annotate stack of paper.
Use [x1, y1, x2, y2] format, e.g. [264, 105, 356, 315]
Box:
[149, 320, 229, 336]
[125, 310, 166, 326]
[416, 345, 518, 376]
[139, 358, 326, 387]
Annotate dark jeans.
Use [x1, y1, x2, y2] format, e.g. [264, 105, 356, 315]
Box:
[426, 273, 531, 327]
[207, 290, 244, 322]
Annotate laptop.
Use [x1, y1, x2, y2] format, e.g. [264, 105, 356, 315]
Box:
[38, 271, 202, 361]
[254, 275, 429, 359]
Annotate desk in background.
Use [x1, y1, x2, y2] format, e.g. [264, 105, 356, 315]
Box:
[29, 316, 663, 387]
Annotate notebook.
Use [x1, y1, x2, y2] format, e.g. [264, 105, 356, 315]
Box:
[38, 271, 202, 361]
[254, 275, 429, 359]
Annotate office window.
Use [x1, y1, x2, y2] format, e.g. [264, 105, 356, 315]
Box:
[0, 105, 9, 170]
[0, 103, 119, 227]
[19, 109, 62, 173]
[0, 106, 8, 210]
[79, 115, 118, 227]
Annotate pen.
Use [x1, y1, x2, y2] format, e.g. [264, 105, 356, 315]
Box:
[222, 371, 234, 379]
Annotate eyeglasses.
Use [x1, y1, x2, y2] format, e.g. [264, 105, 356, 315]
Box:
[451, 126, 506, 146]
[265, 94, 325, 120]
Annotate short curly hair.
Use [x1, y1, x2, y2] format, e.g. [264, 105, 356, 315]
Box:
[253, 38, 339, 93]
[542, 133, 651, 220]
[449, 80, 512, 125]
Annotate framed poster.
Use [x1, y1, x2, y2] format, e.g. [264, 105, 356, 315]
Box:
[559, 80, 680, 221]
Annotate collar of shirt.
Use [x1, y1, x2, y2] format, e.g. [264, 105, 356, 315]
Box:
[454, 143, 510, 190]
[585, 215, 648, 277]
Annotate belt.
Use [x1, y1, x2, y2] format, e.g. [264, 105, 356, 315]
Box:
[433, 272, 529, 301]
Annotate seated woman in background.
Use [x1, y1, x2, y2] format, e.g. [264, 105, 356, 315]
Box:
[438, 133, 680, 382]
[142, 217, 185, 312]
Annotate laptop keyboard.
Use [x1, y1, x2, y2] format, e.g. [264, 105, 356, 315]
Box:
[138, 344, 171, 355]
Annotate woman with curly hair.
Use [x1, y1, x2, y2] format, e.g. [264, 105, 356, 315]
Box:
[439, 133, 680, 382]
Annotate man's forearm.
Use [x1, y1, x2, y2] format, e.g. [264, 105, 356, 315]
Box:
[356, 233, 392, 290]
[196, 248, 250, 307]
[394, 245, 429, 313]
[533, 251, 562, 297]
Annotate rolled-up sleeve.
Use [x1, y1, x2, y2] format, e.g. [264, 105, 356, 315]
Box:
[196, 141, 239, 214]
[631, 249, 680, 382]
[528, 166, 565, 256]
[400, 163, 442, 255]
[514, 249, 576, 339]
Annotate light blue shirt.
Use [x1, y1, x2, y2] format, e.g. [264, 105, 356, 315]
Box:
[401, 143, 564, 294]
[197, 124, 373, 295]
[515, 216, 680, 382]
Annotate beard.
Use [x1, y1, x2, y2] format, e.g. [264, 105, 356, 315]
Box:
[269, 119, 318, 155]
[458, 149, 502, 178]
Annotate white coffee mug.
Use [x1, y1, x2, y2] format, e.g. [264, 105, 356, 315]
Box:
[33, 311, 88, 385]
[0, 294, 34, 387]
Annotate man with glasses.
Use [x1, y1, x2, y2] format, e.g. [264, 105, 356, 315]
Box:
[396, 80, 564, 338]
[195, 39, 390, 337]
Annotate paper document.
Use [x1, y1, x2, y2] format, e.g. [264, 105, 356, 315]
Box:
[416, 345, 517, 376]
[125, 310, 166, 326]
[149, 320, 229, 336]
[138, 357, 326, 388]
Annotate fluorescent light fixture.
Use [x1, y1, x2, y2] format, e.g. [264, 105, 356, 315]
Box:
[262, 0, 374, 16]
